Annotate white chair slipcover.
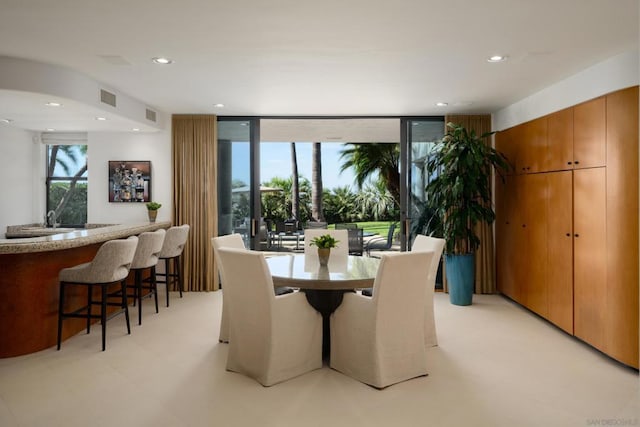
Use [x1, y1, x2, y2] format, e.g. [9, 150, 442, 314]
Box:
[211, 234, 246, 343]
[216, 247, 323, 386]
[330, 251, 434, 388]
[412, 235, 445, 347]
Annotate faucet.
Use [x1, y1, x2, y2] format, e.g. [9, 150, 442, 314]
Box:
[46, 210, 57, 228]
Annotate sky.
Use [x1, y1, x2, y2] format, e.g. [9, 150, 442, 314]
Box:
[232, 141, 358, 191]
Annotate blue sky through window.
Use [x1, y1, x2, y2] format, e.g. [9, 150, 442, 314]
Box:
[232, 142, 360, 190]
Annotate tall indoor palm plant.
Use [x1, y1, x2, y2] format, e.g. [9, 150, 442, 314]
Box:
[426, 123, 510, 305]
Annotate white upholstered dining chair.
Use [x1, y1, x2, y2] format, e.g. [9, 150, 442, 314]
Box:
[211, 234, 245, 343]
[329, 251, 434, 388]
[412, 235, 445, 348]
[215, 247, 323, 386]
[212, 234, 294, 343]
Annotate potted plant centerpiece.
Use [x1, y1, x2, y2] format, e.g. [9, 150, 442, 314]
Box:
[146, 201, 162, 223]
[309, 234, 339, 267]
[426, 123, 510, 305]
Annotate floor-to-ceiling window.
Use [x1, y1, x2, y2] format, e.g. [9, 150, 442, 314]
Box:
[44, 132, 88, 228]
[217, 117, 444, 251]
[217, 119, 255, 247]
[402, 118, 446, 249]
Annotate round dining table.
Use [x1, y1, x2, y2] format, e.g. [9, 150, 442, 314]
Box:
[266, 254, 380, 357]
[265, 253, 380, 290]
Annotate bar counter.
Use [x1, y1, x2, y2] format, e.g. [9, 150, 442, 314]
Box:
[0, 222, 171, 357]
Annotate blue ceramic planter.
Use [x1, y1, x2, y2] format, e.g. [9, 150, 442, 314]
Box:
[445, 254, 474, 306]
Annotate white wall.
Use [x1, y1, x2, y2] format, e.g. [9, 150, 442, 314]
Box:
[0, 125, 43, 238]
[494, 50, 639, 130]
[87, 131, 172, 225]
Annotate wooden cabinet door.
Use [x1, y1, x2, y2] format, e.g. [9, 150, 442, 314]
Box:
[520, 173, 548, 316]
[574, 97, 606, 168]
[546, 171, 573, 333]
[519, 118, 547, 173]
[495, 127, 518, 175]
[604, 86, 639, 368]
[495, 175, 519, 299]
[547, 108, 573, 172]
[573, 167, 607, 352]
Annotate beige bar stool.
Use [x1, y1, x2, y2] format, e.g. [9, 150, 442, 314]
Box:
[128, 229, 166, 325]
[156, 224, 190, 306]
[57, 236, 138, 351]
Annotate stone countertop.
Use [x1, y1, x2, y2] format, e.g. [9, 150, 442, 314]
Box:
[0, 222, 172, 254]
[5, 223, 118, 238]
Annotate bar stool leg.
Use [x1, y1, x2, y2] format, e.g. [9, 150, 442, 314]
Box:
[176, 257, 183, 298]
[101, 284, 107, 351]
[121, 279, 131, 335]
[136, 269, 143, 325]
[87, 284, 93, 333]
[57, 282, 66, 350]
[151, 266, 159, 313]
[164, 258, 170, 307]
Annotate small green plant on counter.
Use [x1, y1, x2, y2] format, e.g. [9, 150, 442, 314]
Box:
[309, 234, 339, 249]
[146, 202, 162, 211]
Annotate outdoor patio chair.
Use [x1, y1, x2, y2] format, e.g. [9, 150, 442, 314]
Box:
[365, 223, 397, 256]
[347, 228, 364, 256]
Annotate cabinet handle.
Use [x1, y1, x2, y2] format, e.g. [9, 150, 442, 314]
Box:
[567, 161, 572, 165]
[574, 233, 579, 237]
[574, 160, 580, 165]
[565, 233, 570, 237]
[522, 224, 526, 228]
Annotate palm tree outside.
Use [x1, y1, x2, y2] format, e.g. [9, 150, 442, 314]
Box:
[339, 143, 400, 208]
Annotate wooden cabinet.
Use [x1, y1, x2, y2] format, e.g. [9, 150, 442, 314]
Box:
[520, 173, 548, 317]
[495, 127, 518, 175]
[495, 86, 638, 368]
[545, 171, 573, 333]
[603, 86, 639, 367]
[517, 118, 547, 173]
[501, 96, 605, 174]
[574, 96, 606, 168]
[573, 167, 607, 350]
[547, 108, 573, 171]
[496, 171, 573, 330]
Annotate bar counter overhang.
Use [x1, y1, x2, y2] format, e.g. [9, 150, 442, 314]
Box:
[0, 222, 171, 358]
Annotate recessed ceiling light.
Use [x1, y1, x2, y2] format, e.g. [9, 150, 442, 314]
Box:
[435, 102, 449, 107]
[46, 102, 62, 107]
[1, 118, 12, 124]
[152, 57, 173, 65]
[487, 55, 507, 63]
[213, 103, 225, 108]
[95, 117, 107, 121]
[132, 128, 140, 132]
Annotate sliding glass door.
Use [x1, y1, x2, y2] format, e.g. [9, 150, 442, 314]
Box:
[218, 116, 443, 252]
[217, 118, 261, 249]
[400, 118, 445, 250]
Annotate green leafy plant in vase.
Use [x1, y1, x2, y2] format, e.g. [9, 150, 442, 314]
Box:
[145, 202, 162, 223]
[426, 122, 511, 305]
[309, 234, 339, 266]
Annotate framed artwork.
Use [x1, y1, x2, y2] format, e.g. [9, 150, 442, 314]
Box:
[108, 161, 151, 202]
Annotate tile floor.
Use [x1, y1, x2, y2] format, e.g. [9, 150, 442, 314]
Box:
[0, 290, 637, 427]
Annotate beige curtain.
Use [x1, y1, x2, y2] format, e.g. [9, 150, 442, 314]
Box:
[442, 115, 496, 294]
[172, 115, 219, 291]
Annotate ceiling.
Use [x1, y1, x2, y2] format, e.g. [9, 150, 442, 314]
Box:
[0, 0, 637, 133]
